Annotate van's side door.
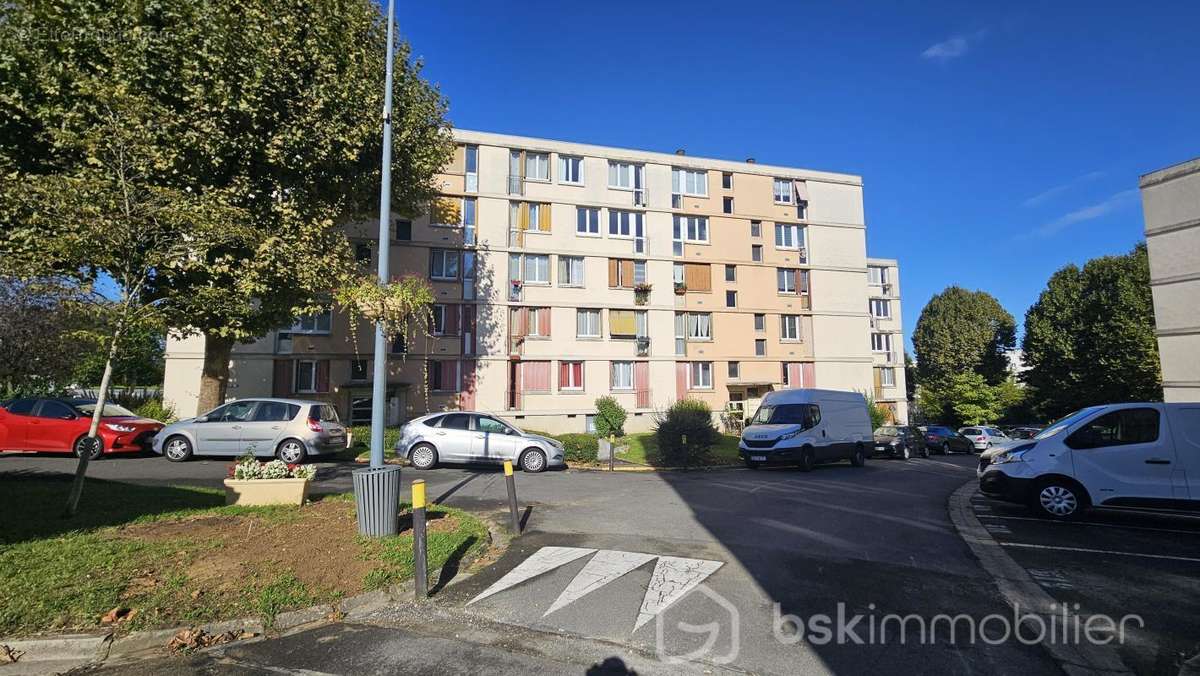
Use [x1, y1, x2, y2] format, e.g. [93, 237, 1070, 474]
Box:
[1067, 406, 1178, 505]
[1166, 405, 1200, 500]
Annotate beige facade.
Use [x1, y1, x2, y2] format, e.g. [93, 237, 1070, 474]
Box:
[1140, 157, 1200, 402]
[163, 130, 908, 431]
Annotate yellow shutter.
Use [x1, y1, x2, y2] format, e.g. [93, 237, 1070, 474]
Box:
[538, 202, 552, 231]
[610, 310, 636, 336]
[518, 203, 530, 231]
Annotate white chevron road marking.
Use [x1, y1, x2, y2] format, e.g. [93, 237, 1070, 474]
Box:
[468, 546, 596, 605]
[634, 556, 725, 629]
[543, 549, 657, 616]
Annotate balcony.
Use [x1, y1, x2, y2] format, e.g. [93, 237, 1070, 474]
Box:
[635, 388, 651, 409]
[507, 175, 524, 196]
[509, 228, 525, 248]
[632, 187, 647, 207]
[671, 193, 683, 209]
[508, 280, 523, 302]
[636, 336, 651, 357]
[509, 335, 524, 357]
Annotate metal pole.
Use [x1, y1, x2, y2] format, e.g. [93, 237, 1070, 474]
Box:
[412, 479, 428, 599]
[369, 0, 397, 469]
[504, 460, 520, 533]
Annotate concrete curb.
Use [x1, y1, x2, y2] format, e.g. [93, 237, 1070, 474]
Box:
[947, 480, 1134, 675]
[0, 509, 505, 672]
[569, 463, 743, 473]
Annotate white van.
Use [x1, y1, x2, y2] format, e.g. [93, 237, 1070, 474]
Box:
[979, 402, 1200, 519]
[739, 389, 874, 471]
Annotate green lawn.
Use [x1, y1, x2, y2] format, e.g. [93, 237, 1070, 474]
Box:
[345, 425, 403, 463]
[0, 475, 488, 636]
[616, 432, 742, 467]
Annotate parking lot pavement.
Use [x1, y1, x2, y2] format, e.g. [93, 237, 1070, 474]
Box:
[970, 493, 1200, 674]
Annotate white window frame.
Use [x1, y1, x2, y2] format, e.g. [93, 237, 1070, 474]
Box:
[611, 361, 634, 391]
[871, 332, 892, 353]
[880, 367, 896, 387]
[775, 223, 805, 250]
[777, 268, 797, 294]
[523, 254, 550, 285]
[525, 307, 547, 337]
[290, 310, 332, 334]
[525, 152, 550, 182]
[560, 361, 585, 390]
[870, 298, 891, 318]
[868, 266, 889, 286]
[680, 215, 708, 243]
[672, 167, 708, 197]
[773, 178, 794, 204]
[559, 255, 585, 287]
[609, 209, 642, 239]
[576, 309, 601, 338]
[781, 314, 801, 341]
[559, 155, 584, 185]
[295, 360, 317, 393]
[672, 263, 684, 285]
[688, 362, 713, 390]
[686, 312, 712, 341]
[576, 206, 600, 236]
[464, 145, 479, 192]
[431, 304, 447, 336]
[430, 249, 460, 281]
[608, 161, 636, 190]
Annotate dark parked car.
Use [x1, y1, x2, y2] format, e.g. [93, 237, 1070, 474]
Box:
[873, 425, 928, 460]
[924, 425, 975, 454]
[1007, 427, 1042, 440]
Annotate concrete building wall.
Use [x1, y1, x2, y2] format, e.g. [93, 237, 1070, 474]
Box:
[1140, 158, 1200, 402]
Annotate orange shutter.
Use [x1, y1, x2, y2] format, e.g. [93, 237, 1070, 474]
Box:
[685, 264, 711, 291]
[620, 260, 635, 288]
[608, 259, 619, 287]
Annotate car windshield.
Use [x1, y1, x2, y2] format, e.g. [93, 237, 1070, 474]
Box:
[1035, 407, 1102, 440]
[750, 404, 813, 427]
[73, 402, 137, 418]
[875, 426, 900, 436]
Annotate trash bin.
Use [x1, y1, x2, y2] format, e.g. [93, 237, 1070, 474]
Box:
[352, 465, 402, 536]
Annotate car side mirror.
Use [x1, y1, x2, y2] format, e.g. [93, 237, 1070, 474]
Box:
[196, 415, 208, 423]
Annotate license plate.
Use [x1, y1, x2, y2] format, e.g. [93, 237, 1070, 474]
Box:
[751, 455, 767, 461]
[875, 445, 886, 451]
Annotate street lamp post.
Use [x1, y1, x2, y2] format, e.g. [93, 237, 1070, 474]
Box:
[370, 0, 397, 469]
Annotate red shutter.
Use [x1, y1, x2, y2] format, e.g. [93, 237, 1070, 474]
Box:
[273, 359, 292, 396]
[538, 306, 551, 337]
[442, 361, 459, 392]
[634, 361, 650, 408]
[675, 362, 688, 401]
[461, 360, 477, 409]
[801, 362, 816, 388]
[559, 361, 570, 388]
[315, 360, 330, 393]
[445, 304, 460, 335]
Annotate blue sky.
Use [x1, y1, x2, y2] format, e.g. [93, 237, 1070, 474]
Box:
[397, 1, 1200, 351]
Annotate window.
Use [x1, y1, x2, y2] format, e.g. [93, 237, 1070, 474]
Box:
[722, 196, 733, 214]
[577, 207, 600, 235]
[525, 307, 550, 337]
[291, 311, 332, 334]
[431, 304, 447, 335]
[351, 359, 369, 382]
[36, 400, 75, 419]
[296, 360, 317, 393]
[685, 312, 712, 340]
[773, 178, 794, 204]
[611, 361, 634, 390]
[781, 314, 801, 341]
[775, 223, 805, 250]
[673, 263, 684, 285]
[463, 197, 477, 244]
[395, 219, 412, 241]
[727, 361, 740, 379]
[609, 310, 639, 337]
[755, 339, 766, 356]
[609, 210, 642, 238]
[525, 152, 549, 181]
[255, 401, 300, 422]
[675, 215, 708, 243]
[524, 254, 550, 284]
[672, 167, 708, 197]
[799, 269, 811, 295]
[868, 266, 890, 286]
[210, 401, 257, 422]
[355, 242, 371, 263]
[609, 258, 641, 288]
[559, 155, 583, 184]
[559, 256, 585, 287]
[871, 333, 892, 352]
[429, 360, 461, 392]
[477, 416, 513, 434]
[777, 268, 798, 294]
[754, 313, 766, 331]
[752, 244, 763, 262]
[528, 203, 549, 231]
[560, 361, 584, 390]
[721, 172, 733, 189]
[441, 413, 471, 429]
[430, 249, 460, 280]
[688, 362, 713, 389]
[879, 367, 896, 387]
[680, 262, 711, 291]
[634, 260, 647, 284]
[870, 298, 891, 318]
[464, 145, 478, 192]
[750, 220, 762, 237]
[1067, 408, 1161, 448]
[726, 290, 737, 307]
[608, 161, 636, 189]
[576, 309, 601, 338]
[725, 265, 737, 282]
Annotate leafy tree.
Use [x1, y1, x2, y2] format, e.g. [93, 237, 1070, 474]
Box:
[654, 399, 719, 466]
[1022, 244, 1160, 418]
[0, 278, 91, 396]
[71, 319, 165, 388]
[904, 352, 917, 403]
[594, 396, 628, 438]
[863, 391, 889, 429]
[0, 0, 453, 415]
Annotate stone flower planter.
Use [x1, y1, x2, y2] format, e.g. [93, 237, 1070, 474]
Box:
[223, 478, 311, 506]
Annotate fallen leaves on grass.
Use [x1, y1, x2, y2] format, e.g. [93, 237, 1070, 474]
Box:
[101, 607, 137, 625]
[1, 644, 24, 663]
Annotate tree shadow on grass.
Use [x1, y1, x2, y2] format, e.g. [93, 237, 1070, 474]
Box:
[0, 470, 225, 545]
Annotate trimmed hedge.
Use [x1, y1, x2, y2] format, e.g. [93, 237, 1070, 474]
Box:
[594, 396, 626, 438]
[555, 433, 599, 463]
[653, 399, 720, 466]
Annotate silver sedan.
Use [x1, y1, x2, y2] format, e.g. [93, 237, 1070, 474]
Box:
[394, 412, 565, 472]
[152, 398, 347, 463]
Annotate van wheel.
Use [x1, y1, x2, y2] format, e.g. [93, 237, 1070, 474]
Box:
[797, 447, 815, 472]
[920, 446, 930, 459]
[850, 444, 866, 467]
[1032, 479, 1087, 520]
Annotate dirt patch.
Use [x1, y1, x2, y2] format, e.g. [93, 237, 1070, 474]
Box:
[113, 500, 462, 599]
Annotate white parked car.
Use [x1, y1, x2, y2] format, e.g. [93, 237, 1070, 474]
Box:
[959, 425, 1010, 451]
[979, 402, 1200, 519]
[394, 412, 565, 472]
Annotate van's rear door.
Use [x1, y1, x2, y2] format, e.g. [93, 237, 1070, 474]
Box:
[1166, 405, 1200, 499]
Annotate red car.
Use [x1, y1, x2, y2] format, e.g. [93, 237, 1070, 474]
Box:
[0, 398, 164, 459]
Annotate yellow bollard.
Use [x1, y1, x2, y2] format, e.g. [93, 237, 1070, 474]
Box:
[504, 460, 520, 533]
[412, 479, 428, 599]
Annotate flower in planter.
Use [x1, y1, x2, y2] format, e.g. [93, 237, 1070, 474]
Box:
[634, 283, 653, 294]
[228, 453, 316, 480]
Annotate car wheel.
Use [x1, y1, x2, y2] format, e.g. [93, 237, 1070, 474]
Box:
[72, 435, 103, 461]
[901, 445, 911, 460]
[850, 444, 866, 467]
[409, 443, 438, 470]
[163, 435, 193, 462]
[920, 445, 930, 458]
[941, 442, 950, 455]
[1032, 479, 1087, 520]
[797, 446, 816, 472]
[520, 448, 547, 473]
[276, 438, 307, 464]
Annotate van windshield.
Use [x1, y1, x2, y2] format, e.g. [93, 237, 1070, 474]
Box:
[1035, 407, 1103, 440]
[750, 403, 818, 429]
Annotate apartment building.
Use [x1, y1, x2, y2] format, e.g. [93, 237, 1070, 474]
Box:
[1140, 157, 1200, 402]
[163, 130, 908, 432]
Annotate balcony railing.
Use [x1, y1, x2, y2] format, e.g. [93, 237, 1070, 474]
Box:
[633, 188, 647, 207]
[635, 388, 651, 409]
[509, 228, 525, 248]
[636, 336, 651, 357]
[508, 280, 523, 302]
[506, 390, 522, 411]
[507, 175, 524, 195]
[509, 335, 524, 357]
[671, 193, 683, 209]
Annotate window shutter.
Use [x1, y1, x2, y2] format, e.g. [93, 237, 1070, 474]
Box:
[685, 264, 711, 291]
[539, 203, 552, 231]
[610, 310, 636, 336]
[538, 306, 551, 336]
[675, 362, 688, 400]
[445, 304, 460, 335]
[511, 307, 528, 337]
[273, 359, 292, 396]
[559, 361, 570, 388]
[801, 363, 816, 388]
[315, 360, 330, 393]
[608, 259, 619, 287]
[620, 260, 634, 288]
[442, 361, 459, 392]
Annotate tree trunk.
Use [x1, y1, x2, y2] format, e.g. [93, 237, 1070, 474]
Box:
[197, 334, 235, 415]
[64, 323, 122, 517]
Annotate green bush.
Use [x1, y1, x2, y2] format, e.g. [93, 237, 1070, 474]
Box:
[594, 396, 627, 438]
[653, 399, 719, 466]
[555, 433, 599, 463]
[132, 398, 177, 423]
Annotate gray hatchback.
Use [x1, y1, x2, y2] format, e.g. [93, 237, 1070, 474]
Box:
[152, 398, 347, 463]
[395, 412, 565, 472]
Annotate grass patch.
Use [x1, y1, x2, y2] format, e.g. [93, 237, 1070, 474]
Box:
[0, 475, 489, 636]
[616, 433, 741, 467]
[344, 425, 402, 463]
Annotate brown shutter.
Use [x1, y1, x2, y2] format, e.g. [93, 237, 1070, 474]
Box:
[315, 360, 330, 393]
[608, 259, 619, 287]
[685, 264, 711, 292]
[273, 359, 292, 396]
[620, 260, 635, 288]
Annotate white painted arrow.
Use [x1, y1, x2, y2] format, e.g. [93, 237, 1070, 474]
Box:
[468, 546, 596, 605]
[543, 549, 657, 616]
[634, 556, 724, 629]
